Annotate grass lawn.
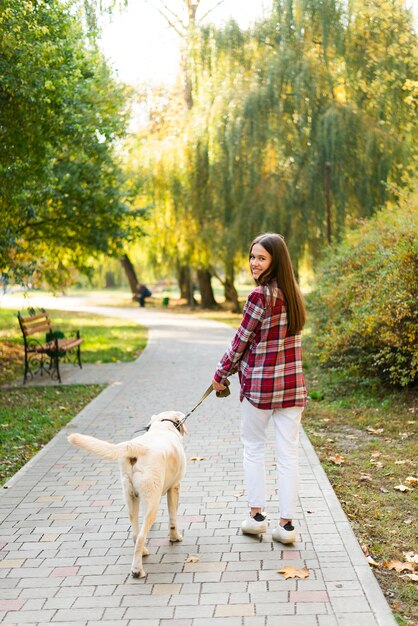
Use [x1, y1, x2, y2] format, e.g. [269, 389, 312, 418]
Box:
[200, 309, 417, 626]
[0, 385, 104, 486]
[0, 307, 148, 385]
[0, 307, 148, 485]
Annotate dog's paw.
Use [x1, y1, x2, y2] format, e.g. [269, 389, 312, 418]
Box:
[169, 532, 183, 543]
[142, 546, 150, 556]
[131, 568, 145, 579]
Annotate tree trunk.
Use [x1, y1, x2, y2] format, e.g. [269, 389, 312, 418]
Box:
[177, 264, 196, 307]
[120, 253, 138, 294]
[197, 268, 218, 309]
[224, 261, 241, 313]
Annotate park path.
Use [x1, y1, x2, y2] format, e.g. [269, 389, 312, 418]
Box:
[0, 296, 396, 625]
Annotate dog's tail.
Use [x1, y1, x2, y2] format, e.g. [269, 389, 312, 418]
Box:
[67, 433, 147, 461]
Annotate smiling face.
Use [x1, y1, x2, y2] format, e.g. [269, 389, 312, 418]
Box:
[249, 243, 273, 281]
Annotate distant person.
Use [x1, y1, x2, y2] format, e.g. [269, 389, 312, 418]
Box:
[212, 233, 307, 544]
[135, 283, 152, 308]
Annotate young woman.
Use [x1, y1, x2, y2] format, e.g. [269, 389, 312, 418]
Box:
[212, 233, 307, 543]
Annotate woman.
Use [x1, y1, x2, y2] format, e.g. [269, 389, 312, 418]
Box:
[212, 233, 307, 543]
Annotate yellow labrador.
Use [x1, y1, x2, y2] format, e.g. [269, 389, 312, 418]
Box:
[68, 411, 187, 578]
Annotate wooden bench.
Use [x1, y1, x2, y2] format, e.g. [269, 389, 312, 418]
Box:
[17, 309, 83, 384]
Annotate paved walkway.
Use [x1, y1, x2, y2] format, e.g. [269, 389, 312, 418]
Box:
[0, 300, 396, 625]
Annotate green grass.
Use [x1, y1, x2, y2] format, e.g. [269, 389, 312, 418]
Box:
[0, 307, 148, 385]
[0, 385, 104, 486]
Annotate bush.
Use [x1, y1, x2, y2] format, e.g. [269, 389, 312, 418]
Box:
[310, 188, 418, 387]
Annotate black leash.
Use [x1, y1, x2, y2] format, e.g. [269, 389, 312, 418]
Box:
[134, 379, 230, 434]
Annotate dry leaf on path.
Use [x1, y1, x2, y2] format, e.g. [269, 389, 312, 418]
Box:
[383, 560, 416, 573]
[277, 565, 309, 579]
[367, 556, 380, 567]
[328, 453, 346, 465]
[185, 555, 200, 563]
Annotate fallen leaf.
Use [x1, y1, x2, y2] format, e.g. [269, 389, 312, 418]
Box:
[189, 457, 205, 461]
[366, 427, 384, 434]
[401, 573, 418, 581]
[367, 556, 380, 567]
[361, 544, 370, 556]
[405, 476, 417, 485]
[383, 560, 416, 573]
[359, 474, 372, 482]
[403, 518, 413, 525]
[277, 566, 309, 579]
[395, 460, 407, 465]
[328, 453, 346, 465]
[371, 461, 384, 469]
[371, 451, 381, 458]
[394, 484, 412, 492]
[185, 555, 200, 563]
[380, 487, 389, 493]
[403, 551, 418, 564]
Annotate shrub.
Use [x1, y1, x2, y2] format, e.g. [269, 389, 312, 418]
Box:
[310, 188, 418, 387]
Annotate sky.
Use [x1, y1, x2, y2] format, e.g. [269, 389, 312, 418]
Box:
[99, 0, 273, 86]
[99, 0, 418, 87]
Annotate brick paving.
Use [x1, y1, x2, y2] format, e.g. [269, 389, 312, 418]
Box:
[0, 300, 397, 625]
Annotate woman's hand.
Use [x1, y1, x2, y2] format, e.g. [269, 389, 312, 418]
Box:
[212, 378, 226, 392]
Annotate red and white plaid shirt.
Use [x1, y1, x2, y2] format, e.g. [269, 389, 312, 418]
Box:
[214, 283, 307, 409]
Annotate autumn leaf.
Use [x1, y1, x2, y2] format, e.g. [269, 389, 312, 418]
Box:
[371, 451, 381, 458]
[185, 555, 199, 563]
[405, 476, 417, 485]
[401, 573, 418, 582]
[328, 453, 346, 465]
[366, 427, 384, 434]
[277, 566, 309, 579]
[359, 474, 372, 482]
[367, 556, 380, 567]
[383, 560, 416, 573]
[404, 551, 418, 564]
[394, 484, 412, 492]
[361, 544, 370, 556]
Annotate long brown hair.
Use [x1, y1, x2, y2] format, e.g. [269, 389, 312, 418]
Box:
[249, 233, 306, 334]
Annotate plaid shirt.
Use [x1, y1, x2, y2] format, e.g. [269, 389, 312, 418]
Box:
[214, 284, 307, 409]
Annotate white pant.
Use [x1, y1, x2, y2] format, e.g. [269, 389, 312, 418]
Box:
[240, 396, 303, 520]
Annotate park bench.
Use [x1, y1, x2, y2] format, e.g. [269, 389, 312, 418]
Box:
[17, 308, 83, 384]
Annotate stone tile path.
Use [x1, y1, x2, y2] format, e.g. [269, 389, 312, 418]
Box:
[0, 300, 396, 625]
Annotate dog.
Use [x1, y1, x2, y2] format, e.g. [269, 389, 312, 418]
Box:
[67, 411, 187, 578]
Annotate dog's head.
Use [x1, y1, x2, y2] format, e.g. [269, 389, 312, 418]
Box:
[148, 411, 188, 436]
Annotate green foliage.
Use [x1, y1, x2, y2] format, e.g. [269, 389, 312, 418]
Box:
[0, 0, 139, 289]
[310, 187, 418, 387]
[130, 0, 417, 292]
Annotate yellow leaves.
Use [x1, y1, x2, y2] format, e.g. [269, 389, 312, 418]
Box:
[328, 453, 346, 465]
[366, 427, 384, 435]
[184, 555, 199, 563]
[383, 560, 416, 573]
[277, 566, 309, 579]
[366, 551, 418, 583]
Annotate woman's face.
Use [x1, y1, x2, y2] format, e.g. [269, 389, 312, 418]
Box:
[250, 243, 272, 280]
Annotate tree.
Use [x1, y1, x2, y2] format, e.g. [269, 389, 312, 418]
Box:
[0, 0, 139, 289]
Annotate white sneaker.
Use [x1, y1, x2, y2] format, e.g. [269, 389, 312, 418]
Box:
[241, 513, 268, 535]
[272, 522, 296, 544]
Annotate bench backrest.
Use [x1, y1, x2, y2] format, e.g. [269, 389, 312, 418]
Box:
[18, 312, 52, 338]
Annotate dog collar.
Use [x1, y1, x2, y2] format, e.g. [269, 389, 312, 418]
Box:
[160, 418, 181, 431]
